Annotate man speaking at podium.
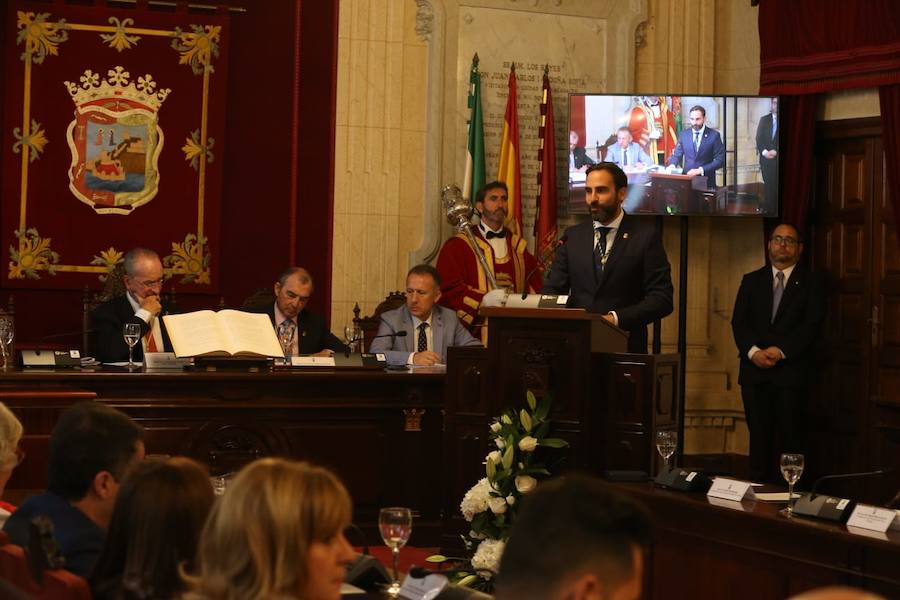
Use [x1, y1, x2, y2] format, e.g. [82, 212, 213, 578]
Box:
[542, 163, 673, 353]
[667, 105, 725, 189]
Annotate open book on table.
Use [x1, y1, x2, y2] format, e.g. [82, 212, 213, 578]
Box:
[162, 310, 283, 359]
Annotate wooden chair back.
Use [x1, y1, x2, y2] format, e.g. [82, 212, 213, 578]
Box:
[353, 292, 406, 352]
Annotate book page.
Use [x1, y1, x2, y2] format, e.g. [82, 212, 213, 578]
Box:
[163, 311, 229, 357]
[218, 310, 283, 357]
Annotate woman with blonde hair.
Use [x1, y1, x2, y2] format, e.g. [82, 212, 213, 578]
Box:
[0, 402, 24, 527]
[182, 458, 355, 600]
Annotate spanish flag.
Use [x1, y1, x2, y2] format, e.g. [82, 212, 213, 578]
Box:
[497, 63, 522, 237]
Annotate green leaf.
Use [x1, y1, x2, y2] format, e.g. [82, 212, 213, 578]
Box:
[501, 444, 514, 470]
[534, 396, 550, 421]
[526, 389, 537, 411]
[540, 437, 569, 448]
[427, 554, 448, 563]
[534, 422, 549, 439]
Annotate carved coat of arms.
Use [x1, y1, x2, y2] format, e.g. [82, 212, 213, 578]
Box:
[64, 66, 169, 215]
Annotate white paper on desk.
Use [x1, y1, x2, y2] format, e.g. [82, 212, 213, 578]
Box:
[103, 361, 143, 367]
[291, 356, 336, 367]
[339, 582, 367, 595]
[707, 477, 756, 502]
[755, 492, 801, 502]
[706, 495, 753, 512]
[398, 573, 448, 600]
[846, 504, 897, 533]
[846, 525, 890, 541]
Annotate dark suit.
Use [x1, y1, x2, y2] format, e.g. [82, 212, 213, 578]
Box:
[667, 126, 725, 188]
[91, 295, 175, 363]
[370, 304, 481, 366]
[541, 214, 674, 353]
[245, 303, 347, 355]
[731, 264, 826, 481]
[571, 146, 594, 169]
[3, 492, 105, 578]
[756, 112, 778, 213]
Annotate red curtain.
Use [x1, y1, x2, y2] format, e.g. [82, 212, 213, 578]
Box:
[759, 0, 900, 95]
[880, 85, 900, 237]
[758, 0, 900, 242]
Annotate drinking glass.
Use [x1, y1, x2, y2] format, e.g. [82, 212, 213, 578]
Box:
[656, 429, 677, 473]
[379, 506, 412, 597]
[780, 453, 804, 517]
[123, 323, 141, 370]
[277, 324, 294, 364]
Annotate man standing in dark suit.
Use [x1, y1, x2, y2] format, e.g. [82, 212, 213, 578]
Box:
[246, 267, 346, 356]
[667, 104, 725, 189]
[732, 223, 826, 482]
[542, 162, 674, 353]
[756, 97, 779, 214]
[371, 264, 481, 366]
[91, 248, 175, 363]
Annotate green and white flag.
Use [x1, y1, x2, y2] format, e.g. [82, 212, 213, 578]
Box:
[463, 53, 485, 204]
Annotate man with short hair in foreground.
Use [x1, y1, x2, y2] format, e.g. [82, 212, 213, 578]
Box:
[3, 402, 145, 577]
[370, 264, 481, 366]
[246, 266, 346, 356]
[495, 474, 650, 600]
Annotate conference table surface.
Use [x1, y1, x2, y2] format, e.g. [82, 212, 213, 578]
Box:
[614, 482, 900, 599]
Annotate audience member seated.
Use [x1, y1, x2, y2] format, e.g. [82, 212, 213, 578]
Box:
[245, 267, 347, 357]
[0, 402, 24, 528]
[89, 457, 214, 600]
[182, 458, 355, 600]
[91, 247, 177, 363]
[494, 474, 651, 600]
[371, 264, 481, 367]
[2, 402, 145, 577]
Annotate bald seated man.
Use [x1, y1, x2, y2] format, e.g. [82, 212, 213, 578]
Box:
[246, 267, 347, 357]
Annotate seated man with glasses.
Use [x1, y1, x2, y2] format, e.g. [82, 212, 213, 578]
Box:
[731, 223, 827, 482]
[92, 247, 177, 363]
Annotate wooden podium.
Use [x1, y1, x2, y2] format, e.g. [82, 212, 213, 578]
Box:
[443, 306, 680, 547]
[649, 172, 710, 214]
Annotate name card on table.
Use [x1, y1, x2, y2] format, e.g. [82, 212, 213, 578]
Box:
[291, 356, 336, 367]
[846, 504, 898, 533]
[707, 477, 756, 503]
[398, 573, 448, 600]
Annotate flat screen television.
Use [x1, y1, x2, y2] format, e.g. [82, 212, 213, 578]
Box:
[567, 94, 780, 217]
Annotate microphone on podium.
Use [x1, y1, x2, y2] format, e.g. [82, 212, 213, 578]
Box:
[521, 235, 567, 300]
[792, 468, 892, 523]
[344, 330, 406, 358]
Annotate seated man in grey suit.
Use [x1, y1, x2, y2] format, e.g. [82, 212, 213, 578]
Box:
[605, 127, 653, 170]
[371, 264, 481, 366]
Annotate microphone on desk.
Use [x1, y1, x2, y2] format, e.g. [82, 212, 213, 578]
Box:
[33, 328, 96, 353]
[344, 329, 407, 358]
[792, 468, 892, 523]
[521, 235, 567, 300]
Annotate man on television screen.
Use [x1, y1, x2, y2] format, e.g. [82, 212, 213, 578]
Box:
[756, 97, 779, 214]
[605, 127, 653, 170]
[667, 104, 725, 188]
[542, 162, 673, 353]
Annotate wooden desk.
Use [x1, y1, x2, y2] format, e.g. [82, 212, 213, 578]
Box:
[614, 482, 900, 599]
[0, 367, 445, 545]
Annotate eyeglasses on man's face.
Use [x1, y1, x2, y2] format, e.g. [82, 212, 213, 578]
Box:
[771, 235, 798, 246]
[134, 277, 164, 288]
